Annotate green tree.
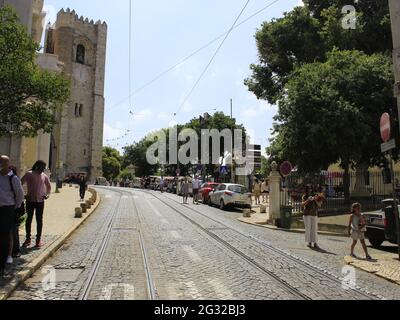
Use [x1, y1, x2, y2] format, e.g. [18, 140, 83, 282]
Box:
[123, 138, 158, 177]
[0, 6, 70, 137]
[123, 112, 247, 178]
[118, 169, 134, 181]
[102, 146, 122, 180]
[268, 50, 395, 197]
[255, 155, 271, 177]
[245, 1, 392, 104]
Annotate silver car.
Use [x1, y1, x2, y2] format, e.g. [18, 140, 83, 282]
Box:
[208, 183, 252, 210]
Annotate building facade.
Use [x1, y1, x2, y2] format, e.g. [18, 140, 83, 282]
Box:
[45, 8, 107, 180]
[0, 1, 107, 181]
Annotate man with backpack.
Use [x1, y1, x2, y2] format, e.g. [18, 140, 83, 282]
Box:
[0, 155, 24, 277]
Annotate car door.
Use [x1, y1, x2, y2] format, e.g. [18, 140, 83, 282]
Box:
[212, 184, 226, 205]
[209, 184, 220, 204]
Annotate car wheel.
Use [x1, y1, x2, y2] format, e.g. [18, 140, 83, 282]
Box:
[368, 238, 384, 248]
[220, 200, 226, 210]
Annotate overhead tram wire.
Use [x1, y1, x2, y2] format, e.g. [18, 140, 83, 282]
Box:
[172, 0, 251, 120]
[129, 0, 133, 112]
[105, 0, 282, 115]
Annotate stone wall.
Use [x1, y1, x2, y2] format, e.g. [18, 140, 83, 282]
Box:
[46, 8, 107, 181]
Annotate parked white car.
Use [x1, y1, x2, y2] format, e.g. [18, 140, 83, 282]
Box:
[208, 183, 252, 210]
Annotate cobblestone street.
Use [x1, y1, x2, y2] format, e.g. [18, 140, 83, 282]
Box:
[8, 187, 400, 300]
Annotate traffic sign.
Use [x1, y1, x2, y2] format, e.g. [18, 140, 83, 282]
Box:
[280, 161, 293, 177]
[381, 139, 396, 153]
[380, 113, 391, 142]
[220, 166, 228, 175]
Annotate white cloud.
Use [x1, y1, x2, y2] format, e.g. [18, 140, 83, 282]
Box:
[241, 101, 271, 118]
[134, 108, 154, 120]
[104, 123, 124, 141]
[182, 101, 193, 113]
[157, 112, 170, 120]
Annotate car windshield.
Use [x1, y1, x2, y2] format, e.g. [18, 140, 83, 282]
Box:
[228, 185, 248, 194]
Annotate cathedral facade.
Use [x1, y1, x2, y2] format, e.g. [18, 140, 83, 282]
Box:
[0, 1, 107, 182]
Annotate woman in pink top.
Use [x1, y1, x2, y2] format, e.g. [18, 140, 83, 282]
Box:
[21, 160, 51, 248]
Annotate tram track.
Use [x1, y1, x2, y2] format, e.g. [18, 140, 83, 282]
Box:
[142, 190, 381, 300]
[79, 188, 156, 300]
[139, 190, 311, 300]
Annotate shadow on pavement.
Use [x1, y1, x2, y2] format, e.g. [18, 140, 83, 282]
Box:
[311, 246, 337, 256]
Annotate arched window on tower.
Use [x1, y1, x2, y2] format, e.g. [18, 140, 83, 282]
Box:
[76, 44, 85, 64]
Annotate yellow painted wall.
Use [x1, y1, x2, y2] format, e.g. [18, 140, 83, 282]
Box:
[22, 136, 38, 174]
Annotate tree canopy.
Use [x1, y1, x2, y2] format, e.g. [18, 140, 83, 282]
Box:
[245, 1, 392, 105]
[268, 49, 396, 173]
[102, 146, 122, 180]
[0, 6, 70, 137]
[123, 112, 247, 177]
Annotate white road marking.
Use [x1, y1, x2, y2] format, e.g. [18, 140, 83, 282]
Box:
[100, 284, 135, 300]
[170, 231, 182, 239]
[183, 281, 203, 299]
[121, 195, 129, 199]
[208, 279, 233, 299]
[105, 195, 112, 199]
[145, 200, 163, 217]
[182, 246, 202, 262]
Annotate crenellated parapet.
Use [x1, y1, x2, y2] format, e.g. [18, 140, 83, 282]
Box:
[56, 8, 107, 29]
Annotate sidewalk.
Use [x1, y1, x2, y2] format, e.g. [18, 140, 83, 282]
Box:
[238, 205, 348, 236]
[0, 183, 101, 300]
[344, 253, 400, 285]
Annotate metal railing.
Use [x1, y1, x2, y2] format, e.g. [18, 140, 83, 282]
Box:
[280, 171, 400, 216]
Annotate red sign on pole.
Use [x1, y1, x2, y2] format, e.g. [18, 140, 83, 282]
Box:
[380, 113, 391, 142]
[280, 161, 293, 177]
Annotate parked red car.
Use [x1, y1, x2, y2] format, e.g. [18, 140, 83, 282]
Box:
[199, 182, 220, 203]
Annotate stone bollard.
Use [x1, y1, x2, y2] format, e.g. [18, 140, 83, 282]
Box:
[243, 209, 251, 218]
[86, 200, 91, 209]
[75, 207, 83, 218]
[260, 204, 267, 214]
[69, 184, 72, 187]
[80, 203, 87, 213]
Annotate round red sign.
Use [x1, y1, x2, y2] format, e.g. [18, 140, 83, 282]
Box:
[280, 161, 293, 177]
[380, 113, 391, 142]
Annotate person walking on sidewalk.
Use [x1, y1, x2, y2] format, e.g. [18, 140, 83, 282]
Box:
[21, 160, 51, 249]
[0, 156, 24, 277]
[301, 186, 324, 249]
[159, 177, 165, 193]
[78, 175, 87, 202]
[192, 176, 201, 204]
[261, 179, 269, 203]
[252, 178, 262, 205]
[348, 203, 372, 260]
[181, 178, 189, 204]
[8, 165, 24, 260]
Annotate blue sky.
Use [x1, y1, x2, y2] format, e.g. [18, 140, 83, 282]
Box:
[43, 0, 302, 155]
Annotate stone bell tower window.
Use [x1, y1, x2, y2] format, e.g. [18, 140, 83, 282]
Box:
[75, 103, 83, 117]
[76, 44, 85, 64]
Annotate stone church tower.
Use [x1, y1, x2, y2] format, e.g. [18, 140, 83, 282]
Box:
[45, 8, 107, 181]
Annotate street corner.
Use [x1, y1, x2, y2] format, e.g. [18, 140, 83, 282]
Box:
[344, 253, 400, 285]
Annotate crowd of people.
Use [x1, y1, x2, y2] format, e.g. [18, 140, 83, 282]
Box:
[0, 155, 51, 278]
